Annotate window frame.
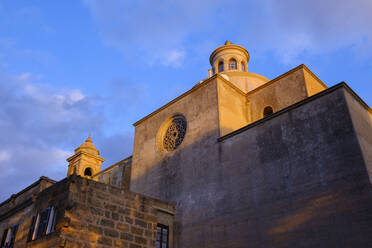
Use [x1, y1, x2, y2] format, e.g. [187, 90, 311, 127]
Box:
[218, 61, 224, 72]
[156, 224, 169, 248]
[1, 224, 19, 248]
[241, 61, 246, 71]
[228, 58, 238, 70]
[28, 206, 58, 242]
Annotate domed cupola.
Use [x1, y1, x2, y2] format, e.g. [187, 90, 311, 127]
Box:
[208, 41, 270, 93]
[209, 40, 250, 74]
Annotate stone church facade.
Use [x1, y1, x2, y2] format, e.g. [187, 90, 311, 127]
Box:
[1, 41, 372, 248]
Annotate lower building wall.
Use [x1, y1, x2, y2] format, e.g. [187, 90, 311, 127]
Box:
[213, 86, 372, 248]
[63, 176, 174, 248]
[0, 176, 174, 248]
[344, 87, 372, 183]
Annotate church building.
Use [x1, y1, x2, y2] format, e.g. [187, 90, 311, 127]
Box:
[1, 41, 372, 248]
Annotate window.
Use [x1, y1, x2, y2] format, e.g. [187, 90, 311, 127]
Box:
[241, 62, 246, 71]
[218, 61, 224, 72]
[263, 106, 274, 117]
[28, 206, 57, 242]
[84, 167, 92, 177]
[1, 225, 18, 248]
[156, 224, 169, 248]
[229, 58, 237, 70]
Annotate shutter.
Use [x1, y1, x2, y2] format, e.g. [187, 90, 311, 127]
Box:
[9, 225, 18, 248]
[1, 228, 9, 247]
[50, 206, 58, 233]
[27, 215, 37, 241]
[36, 207, 50, 238]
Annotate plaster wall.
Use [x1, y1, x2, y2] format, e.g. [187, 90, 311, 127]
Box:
[222, 71, 269, 93]
[303, 68, 327, 96]
[247, 67, 308, 122]
[217, 78, 248, 136]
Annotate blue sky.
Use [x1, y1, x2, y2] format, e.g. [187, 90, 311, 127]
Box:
[0, 0, 372, 201]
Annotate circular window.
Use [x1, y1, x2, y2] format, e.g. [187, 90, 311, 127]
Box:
[158, 115, 187, 152]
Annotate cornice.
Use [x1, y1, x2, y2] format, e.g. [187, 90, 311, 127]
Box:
[66, 150, 105, 162]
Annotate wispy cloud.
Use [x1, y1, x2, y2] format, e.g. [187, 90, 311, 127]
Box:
[82, 0, 372, 65]
[0, 69, 143, 201]
[82, 0, 224, 67]
[243, 0, 372, 64]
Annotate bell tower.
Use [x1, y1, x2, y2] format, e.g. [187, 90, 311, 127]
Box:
[66, 135, 104, 179]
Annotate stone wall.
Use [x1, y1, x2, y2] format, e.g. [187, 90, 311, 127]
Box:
[343, 85, 372, 183]
[130, 78, 372, 247]
[94, 157, 132, 190]
[63, 176, 174, 248]
[0, 177, 67, 248]
[0, 176, 174, 248]
[216, 84, 372, 247]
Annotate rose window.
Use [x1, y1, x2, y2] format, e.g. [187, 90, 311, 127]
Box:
[162, 116, 187, 151]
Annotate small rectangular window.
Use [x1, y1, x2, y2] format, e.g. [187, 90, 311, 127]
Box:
[28, 206, 58, 242]
[156, 224, 169, 248]
[1, 224, 19, 248]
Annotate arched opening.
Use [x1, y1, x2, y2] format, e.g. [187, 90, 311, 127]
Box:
[218, 61, 224, 72]
[241, 62, 246, 71]
[84, 167, 92, 177]
[263, 106, 273, 118]
[229, 58, 237, 70]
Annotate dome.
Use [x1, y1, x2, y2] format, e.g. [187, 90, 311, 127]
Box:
[74, 135, 100, 156]
[208, 41, 269, 93]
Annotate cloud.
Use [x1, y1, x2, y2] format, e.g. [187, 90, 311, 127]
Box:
[243, 0, 372, 64]
[0, 70, 105, 199]
[82, 0, 372, 66]
[0, 68, 152, 201]
[82, 0, 224, 66]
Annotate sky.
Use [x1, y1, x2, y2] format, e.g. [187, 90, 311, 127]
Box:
[0, 0, 372, 201]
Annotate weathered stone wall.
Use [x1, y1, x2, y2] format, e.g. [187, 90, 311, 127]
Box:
[131, 76, 221, 200]
[216, 85, 372, 247]
[0, 177, 67, 248]
[130, 77, 372, 247]
[63, 176, 174, 248]
[343, 86, 372, 183]
[95, 157, 132, 190]
[0, 176, 174, 248]
[131, 76, 222, 246]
